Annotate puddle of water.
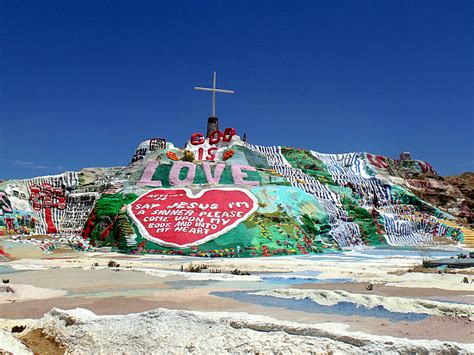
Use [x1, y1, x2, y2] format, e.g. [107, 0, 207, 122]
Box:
[261, 276, 352, 285]
[0, 265, 19, 275]
[259, 269, 352, 285]
[212, 291, 429, 323]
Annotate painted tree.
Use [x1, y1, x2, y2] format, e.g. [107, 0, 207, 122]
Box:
[29, 183, 66, 234]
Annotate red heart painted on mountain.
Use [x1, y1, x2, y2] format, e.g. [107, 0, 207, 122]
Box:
[127, 188, 258, 247]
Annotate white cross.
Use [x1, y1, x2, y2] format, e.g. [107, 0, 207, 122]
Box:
[194, 71, 234, 118]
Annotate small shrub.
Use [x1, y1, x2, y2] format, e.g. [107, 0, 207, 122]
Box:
[11, 325, 26, 333]
[108, 260, 120, 268]
[182, 150, 195, 162]
[230, 269, 251, 276]
[181, 263, 203, 273]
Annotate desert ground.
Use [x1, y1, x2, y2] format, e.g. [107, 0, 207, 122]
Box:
[1, 240, 473, 354]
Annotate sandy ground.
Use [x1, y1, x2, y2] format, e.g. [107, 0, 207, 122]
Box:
[1, 241, 473, 353]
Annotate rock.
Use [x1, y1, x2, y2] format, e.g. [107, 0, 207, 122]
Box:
[11, 325, 26, 333]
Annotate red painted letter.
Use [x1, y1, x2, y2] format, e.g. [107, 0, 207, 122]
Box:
[190, 133, 205, 145]
[222, 127, 236, 142]
[208, 130, 222, 145]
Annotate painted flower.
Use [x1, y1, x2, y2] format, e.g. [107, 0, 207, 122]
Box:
[223, 149, 235, 161]
[166, 151, 179, 161]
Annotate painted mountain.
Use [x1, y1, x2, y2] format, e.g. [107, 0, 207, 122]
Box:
[1, 130, 473, 257]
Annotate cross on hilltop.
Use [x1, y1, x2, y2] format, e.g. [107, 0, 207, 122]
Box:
[194, 72, 234, 137]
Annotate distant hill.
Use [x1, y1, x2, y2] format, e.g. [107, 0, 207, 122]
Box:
[444, 172, 474, 225]
[1, 132, 472, 256]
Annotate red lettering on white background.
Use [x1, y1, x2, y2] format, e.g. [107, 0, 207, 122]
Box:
[189, 128, 236, 146]
[206, 147, 218, 160]
[222, 127, 236, 142]
[198, 147, 204, 160]
[190, 133, 205, 145]
[208, 130, 222, 144]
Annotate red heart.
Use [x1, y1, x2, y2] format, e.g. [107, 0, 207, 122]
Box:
[127, 188, 258, 247]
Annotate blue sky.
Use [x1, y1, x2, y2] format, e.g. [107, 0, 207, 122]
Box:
[0, 0, 472, 179]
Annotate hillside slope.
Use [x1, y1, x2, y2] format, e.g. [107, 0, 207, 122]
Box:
[0, 133, 472, 256]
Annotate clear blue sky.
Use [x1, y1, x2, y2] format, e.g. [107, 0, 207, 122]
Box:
[1, 0, 472, 179]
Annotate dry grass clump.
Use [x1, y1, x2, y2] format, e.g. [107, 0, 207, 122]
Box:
[230, 269, 251, 276]
[406, 264, 456, 274]
[180, 263, 209, 273]
[107, 260, 120, 268]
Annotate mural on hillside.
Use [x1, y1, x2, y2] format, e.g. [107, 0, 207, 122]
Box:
[128, 188, 258, 247]
[0, 128, 468, 256]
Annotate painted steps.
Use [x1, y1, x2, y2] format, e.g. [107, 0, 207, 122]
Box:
[442, 220, 474, 247]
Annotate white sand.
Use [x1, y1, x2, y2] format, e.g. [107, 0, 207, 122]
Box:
[0, 284, 67, 304]
[7, 252, 474, 291]
[2, 246, 474, 353]
[0, 328, 32, 354]
[38, 307, 474, 354]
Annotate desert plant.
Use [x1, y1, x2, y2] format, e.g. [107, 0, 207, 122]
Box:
[182, 150, 195, 162]
[108, 260, 120, 267]
[181, 263, 203, 273]
[11, 325, 26, 333]
[230, 269, 251, 276]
